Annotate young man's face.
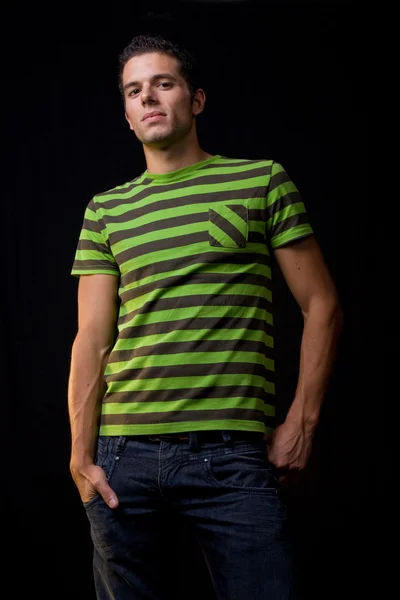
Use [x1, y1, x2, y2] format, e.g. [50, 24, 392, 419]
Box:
[122, 52, 202, 148]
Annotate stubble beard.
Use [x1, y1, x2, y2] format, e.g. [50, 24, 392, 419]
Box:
[141, 117, 192, 148]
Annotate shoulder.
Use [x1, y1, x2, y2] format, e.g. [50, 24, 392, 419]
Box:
[90, 173, 146, 209]
[218, 155, 275, 168]
[95, 174, 144, 199]
[216, 155, 276, 179]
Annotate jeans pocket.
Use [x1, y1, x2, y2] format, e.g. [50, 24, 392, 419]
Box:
[205, 447, 279, 494]
[209, 202, 248, 248]
[83, 437, 118, 510]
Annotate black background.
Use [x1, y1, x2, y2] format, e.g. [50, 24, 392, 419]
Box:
[3, 1, 379, 598]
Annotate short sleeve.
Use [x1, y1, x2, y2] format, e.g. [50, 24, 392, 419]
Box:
[266, 162, 314, 249]
[71, 198, 119, 277]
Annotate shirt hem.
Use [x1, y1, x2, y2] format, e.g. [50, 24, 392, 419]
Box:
[99, 419, 269, 436]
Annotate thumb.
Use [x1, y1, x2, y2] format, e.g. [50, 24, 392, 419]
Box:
[263, 433, 272, 446]
[96, 474, 119, 509]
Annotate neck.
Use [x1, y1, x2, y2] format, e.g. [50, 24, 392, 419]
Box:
[143, 137, 212, 175]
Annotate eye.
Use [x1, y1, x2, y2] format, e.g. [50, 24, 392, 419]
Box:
[128, 82, 171, 97]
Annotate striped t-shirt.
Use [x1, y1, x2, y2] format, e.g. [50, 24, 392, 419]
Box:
[71, 154, 313, 436]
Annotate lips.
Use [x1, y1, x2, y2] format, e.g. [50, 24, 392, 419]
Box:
[143, 112, 165, 121]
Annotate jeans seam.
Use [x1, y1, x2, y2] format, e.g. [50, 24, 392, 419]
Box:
[194, 535, 222, 600]
[204, 455, 279, 495]
[157, 440, 165, 497]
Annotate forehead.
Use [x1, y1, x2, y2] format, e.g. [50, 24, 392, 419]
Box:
[122, 52, 181, 83]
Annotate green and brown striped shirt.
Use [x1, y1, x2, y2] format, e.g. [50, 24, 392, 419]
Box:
[71, 154, 313, 436]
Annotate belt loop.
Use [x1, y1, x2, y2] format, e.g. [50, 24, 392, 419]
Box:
[221, 431, 233, 446]
[188, 432, 199, 452]
[116, 435, 127, 455]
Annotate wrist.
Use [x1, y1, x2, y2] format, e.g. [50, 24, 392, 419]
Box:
[70, 453, 95, 476]
[70, 443, 96, 467]
[286, 399, 321, 430]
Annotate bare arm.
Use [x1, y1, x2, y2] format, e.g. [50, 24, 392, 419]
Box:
[267, 235, 343, 481]
[68, 273, 119, 505]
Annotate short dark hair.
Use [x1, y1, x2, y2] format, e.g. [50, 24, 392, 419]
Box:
[118, 32, 201, 105]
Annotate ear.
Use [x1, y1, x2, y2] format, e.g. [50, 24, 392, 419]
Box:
[125, 111, 133, 130]
[192, 89, 206, 117]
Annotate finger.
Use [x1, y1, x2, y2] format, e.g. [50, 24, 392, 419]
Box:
[278, 473, 290, 487]
[93, 473, 119, 508]
[266, 446, 276, 463]
[100, 483, 119, 508]
[279, 469, 302, 488]
[290, 471, 302, 486]
[82, 484, 99, 504]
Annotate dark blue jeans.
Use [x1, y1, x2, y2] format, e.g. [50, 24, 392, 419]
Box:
[84, 431, 295, 599]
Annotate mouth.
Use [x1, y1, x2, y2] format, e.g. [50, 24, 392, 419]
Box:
[143, 112, 166, 122]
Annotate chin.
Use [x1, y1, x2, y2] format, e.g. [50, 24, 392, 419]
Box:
[146, 133, 175, 145]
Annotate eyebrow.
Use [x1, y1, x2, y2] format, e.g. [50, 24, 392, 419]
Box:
[123, 73, 178, 92]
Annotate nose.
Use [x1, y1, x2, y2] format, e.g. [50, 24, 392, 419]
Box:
[140, 84, 158, 105]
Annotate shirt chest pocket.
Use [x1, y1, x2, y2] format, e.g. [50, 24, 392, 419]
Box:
[208, 202, 248, 249]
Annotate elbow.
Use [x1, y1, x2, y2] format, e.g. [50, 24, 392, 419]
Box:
[303, 294, 344, 333]
[327, 294, 344, 336]
[73, 328, 115, 361]
[333, 300, 344, 337]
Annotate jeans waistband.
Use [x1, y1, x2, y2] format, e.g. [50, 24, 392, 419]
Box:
[146, 430, 264, 445]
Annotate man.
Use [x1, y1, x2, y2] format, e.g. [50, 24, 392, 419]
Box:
[68, 31, 343, 600]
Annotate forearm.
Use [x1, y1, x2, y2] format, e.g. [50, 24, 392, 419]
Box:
[287, 300, 343, 429]
[68, 331, 111, 464]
